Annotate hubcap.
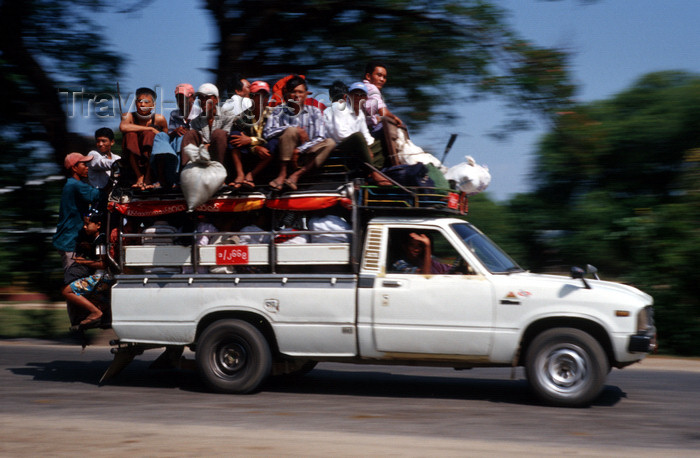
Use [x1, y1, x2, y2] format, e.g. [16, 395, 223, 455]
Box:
[216, 342, 248, 375]
[540, 345, 588, 394]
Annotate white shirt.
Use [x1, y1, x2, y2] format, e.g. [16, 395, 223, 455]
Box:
[221, 94, 252, 117]
[87, 150, 121, 189]
[323, 100, 374, 146]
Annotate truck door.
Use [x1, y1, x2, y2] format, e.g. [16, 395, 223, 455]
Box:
[372, 227, 493, 356]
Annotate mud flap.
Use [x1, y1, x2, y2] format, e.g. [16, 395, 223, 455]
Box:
[149, 346, 185, 370]
[99, 345, 145, 384]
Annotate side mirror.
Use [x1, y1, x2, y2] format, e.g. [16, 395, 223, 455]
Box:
[586, 264, 599, 280]
[571, 266, 591, 289]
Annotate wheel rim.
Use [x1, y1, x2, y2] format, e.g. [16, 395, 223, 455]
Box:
[213, 340, 249, 377]
[538, 344, 590, 396]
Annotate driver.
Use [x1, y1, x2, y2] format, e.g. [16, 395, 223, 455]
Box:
[392, 232, 452, 274]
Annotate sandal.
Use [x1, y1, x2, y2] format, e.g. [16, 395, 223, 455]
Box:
[283, 179, 298, 191]
[268, 179, 284, 191]
[69, 315, 102, 332]
[241, 180, 255, 190]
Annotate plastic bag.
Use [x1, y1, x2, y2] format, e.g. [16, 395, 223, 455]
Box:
[395, 130, 446, 172]
[444, 155, 491, 195]
[180, 144, 227, 211]
[308, 215, 351, 243]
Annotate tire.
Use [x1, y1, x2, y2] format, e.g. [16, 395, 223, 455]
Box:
[525, 327, 608, 407]
[196, 319, 271, 394]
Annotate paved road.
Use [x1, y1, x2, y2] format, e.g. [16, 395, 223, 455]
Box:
[1, 340, 699, 457]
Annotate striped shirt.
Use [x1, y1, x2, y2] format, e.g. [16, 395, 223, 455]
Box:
[263, 104, 326, 153]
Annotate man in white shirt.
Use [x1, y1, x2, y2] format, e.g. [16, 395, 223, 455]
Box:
[181, 83, 236, 168]
[323, 81, 388, 184]
[221, 74, 253, 116]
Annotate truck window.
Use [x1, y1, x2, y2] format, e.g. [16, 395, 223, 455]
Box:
[386, 228, 471, 275]
[451, 223, 522, 273]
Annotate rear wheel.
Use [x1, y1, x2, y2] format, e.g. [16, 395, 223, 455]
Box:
[196, 319, 271, 394]
[525, 327, 608, 407]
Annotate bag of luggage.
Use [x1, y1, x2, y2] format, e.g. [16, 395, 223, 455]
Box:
[445, 155, 491, 195]
[180, 144, 227, 212]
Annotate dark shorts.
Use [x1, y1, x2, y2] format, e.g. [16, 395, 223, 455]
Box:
[228, 132, 279, 155]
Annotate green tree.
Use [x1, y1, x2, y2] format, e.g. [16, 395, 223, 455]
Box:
[205, 0, 575, 130]
[0, 0, 124, 164]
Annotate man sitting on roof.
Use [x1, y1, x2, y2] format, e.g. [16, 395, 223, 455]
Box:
[168, 83, 201, 159]
[221, 74, 253, 116]
[182, 83, 236, 169]
[263, 75, 335, 191]
[363, 61, 403, 135]
[323, 81, 390, 185]
[228, 80, 274, 189]
[269, 74, 326, 111]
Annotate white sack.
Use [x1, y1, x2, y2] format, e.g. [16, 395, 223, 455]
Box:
[395, 130, 446, 172]
[445, 155, 491, 195]
[308, 215, 351, 243]
[180, 144, 227, 211]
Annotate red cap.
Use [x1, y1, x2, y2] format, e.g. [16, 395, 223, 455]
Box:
[64, 152, 91, 169]
[175, 83, 195, 97]
[249, 81, 270, 94]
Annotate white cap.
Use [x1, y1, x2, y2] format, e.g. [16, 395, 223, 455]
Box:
[196, 83, 219, 98]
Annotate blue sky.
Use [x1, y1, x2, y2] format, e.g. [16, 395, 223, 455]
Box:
[75, 0, 700, 201]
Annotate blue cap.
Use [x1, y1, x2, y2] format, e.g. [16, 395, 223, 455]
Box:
[348, 82, 367, 94]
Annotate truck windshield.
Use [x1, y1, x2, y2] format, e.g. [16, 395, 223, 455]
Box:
[451, 223, 523, 274]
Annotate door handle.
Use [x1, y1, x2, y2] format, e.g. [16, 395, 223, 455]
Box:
[382, 280, 402, 288]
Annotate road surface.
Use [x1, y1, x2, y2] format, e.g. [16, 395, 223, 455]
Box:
[1, 340, 699, 457]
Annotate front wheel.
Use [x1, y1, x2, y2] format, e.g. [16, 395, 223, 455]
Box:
[196, 319, 271, 394]
[525, 328, 608, 407]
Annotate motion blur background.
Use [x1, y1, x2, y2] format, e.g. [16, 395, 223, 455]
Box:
[0, 0, 698, 353]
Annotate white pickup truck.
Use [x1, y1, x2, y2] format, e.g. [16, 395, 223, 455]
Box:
[104, 184, 656, 406]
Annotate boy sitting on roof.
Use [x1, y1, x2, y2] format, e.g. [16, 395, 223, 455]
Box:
[182, 83, 236, 170]
[119, 87, 170, 189]
[263, 75, 335, 191]
[323, 81, 390, 185]
[228, 80, 274, 189]
[87, 127, 120, 190]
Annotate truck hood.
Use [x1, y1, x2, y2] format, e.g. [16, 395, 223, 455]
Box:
[494, 271, 653, 308]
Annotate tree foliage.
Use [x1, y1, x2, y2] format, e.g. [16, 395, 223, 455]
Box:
[0, 0, 123, 164]
[534, 71, 700, 202]
[205, 0, 575, 130]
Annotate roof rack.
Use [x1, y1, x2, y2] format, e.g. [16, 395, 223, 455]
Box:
[107, 180, 467, 217]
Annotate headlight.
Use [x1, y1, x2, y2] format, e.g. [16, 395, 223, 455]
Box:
[637, 306, 654, 333]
